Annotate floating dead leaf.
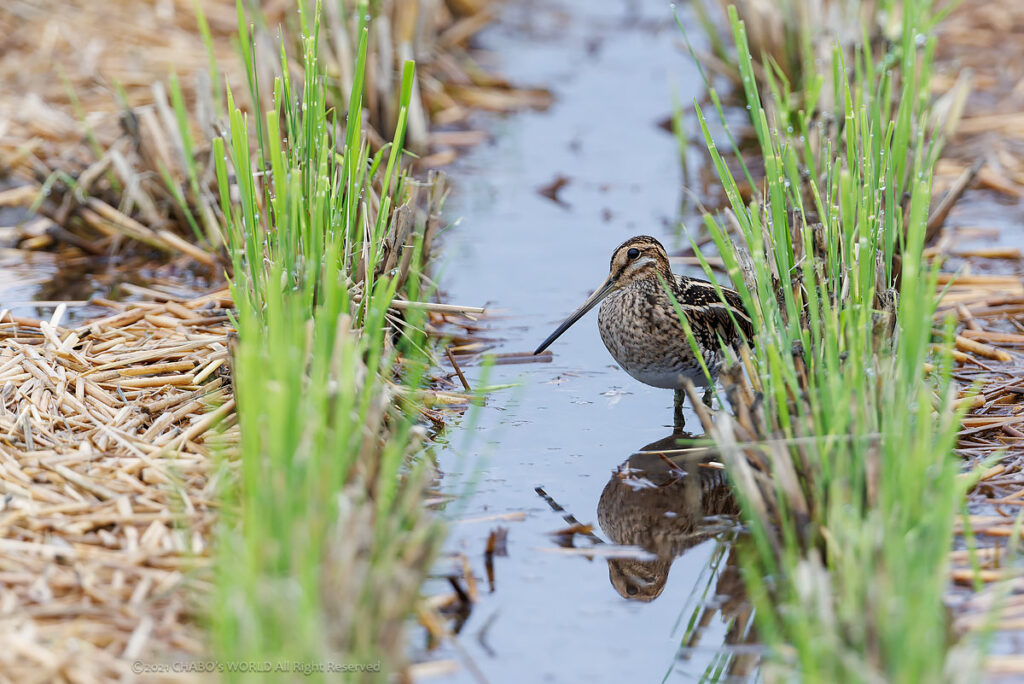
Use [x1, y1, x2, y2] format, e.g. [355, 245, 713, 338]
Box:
[484, 526, 508, 593]
[537, 174, 572, 208]
[535, 545, 658, 560]
[491, 350, 553, 365]
[485, 526, 509, 557]
[548, 523, 595, 547]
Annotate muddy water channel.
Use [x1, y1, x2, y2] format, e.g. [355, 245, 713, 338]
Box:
[425, 2, 754, 681]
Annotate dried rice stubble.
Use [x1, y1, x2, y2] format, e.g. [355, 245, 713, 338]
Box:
[0, 292, 234, 674]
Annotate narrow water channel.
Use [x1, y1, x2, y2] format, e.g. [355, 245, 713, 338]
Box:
[425, 2, 752, 681]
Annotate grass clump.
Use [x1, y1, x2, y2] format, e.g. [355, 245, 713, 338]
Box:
[683, 0, 982, 680]
[209, 5, 445, 676]
[693, 0, 910, 98]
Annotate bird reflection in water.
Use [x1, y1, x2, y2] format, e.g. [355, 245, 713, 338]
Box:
[598, 431, 738, 600]
[597, 431, 758, 677]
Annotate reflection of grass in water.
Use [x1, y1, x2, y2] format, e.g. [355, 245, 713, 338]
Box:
[671, 534, 754, 683]
[680, 1, 986, 680]
[182, 4, 447, 676]
[434, 356, 517, 520]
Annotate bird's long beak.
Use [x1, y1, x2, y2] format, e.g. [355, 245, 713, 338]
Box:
[534, 276, 616, 355]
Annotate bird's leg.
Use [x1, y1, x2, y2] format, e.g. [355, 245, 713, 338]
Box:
[673, 389, 685, 431]
[702, 387, 714, 408]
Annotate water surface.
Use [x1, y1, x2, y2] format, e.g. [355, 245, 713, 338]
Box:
[425, 2, 751, 681]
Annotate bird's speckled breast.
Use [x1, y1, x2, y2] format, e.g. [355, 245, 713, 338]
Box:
[597, 279, 722, 390]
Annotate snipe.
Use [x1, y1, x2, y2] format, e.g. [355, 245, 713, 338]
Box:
[534, 235, 752, 426]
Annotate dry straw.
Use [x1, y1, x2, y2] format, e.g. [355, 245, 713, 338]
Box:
[0, 0, 529, 677]
[0, 290, 233, 679]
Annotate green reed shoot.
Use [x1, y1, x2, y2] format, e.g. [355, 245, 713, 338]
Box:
[210, 3, 442, 676]
[684, 0, 980, 680]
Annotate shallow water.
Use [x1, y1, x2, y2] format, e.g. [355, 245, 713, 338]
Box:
[423, 2, 752, 680]
[0, 203, 212, 324]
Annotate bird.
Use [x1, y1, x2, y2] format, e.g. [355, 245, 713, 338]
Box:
[533, 235, 753, 427]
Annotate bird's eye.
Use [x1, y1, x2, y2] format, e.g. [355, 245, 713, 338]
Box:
[627, 247, 640, 260]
